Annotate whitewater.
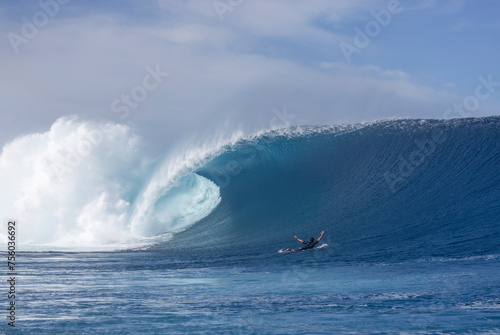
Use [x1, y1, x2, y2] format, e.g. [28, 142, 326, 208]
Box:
[0, 116, 499, 334]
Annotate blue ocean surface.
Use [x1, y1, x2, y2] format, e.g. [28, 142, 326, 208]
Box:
[3, 117, 500, 334]
[17, 252, 499, 334]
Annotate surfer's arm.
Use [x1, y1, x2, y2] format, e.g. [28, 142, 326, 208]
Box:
[294, 236, 304, 243]
[317, 231, 325, 242]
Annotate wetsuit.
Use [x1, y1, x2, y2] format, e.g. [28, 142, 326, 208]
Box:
[298, 240, 319, 251]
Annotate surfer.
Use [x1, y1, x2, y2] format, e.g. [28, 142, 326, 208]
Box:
[285, 231, 325, 252]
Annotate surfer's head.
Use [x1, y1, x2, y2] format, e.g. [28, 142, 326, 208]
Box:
[310, 237, 314, 242]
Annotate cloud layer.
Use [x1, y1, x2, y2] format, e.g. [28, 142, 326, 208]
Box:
[0, 0, 498, 148]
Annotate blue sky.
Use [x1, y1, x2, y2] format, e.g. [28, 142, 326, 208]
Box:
[1, 0, 499, 149]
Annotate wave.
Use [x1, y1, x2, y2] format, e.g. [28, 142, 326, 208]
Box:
[1, 116, 499, 257]
[170, 116, 500, 260]
[0, 117, 232, 250]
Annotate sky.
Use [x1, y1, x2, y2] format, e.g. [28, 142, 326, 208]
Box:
[0, 0, 499, 150]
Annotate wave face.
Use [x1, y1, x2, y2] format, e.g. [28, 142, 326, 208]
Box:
[1, 116, 499, 256]
[173, 117, 500, 260]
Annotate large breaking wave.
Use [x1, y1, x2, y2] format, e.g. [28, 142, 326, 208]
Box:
[1, 116, 499, 257]
[0, 117, 227, 250]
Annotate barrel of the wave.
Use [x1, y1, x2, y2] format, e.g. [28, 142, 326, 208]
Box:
[129, 173, 221, 238]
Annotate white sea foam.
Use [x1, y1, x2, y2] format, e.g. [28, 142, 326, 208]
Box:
[0, 117, 239, 251]
[0, 117, 147, 250]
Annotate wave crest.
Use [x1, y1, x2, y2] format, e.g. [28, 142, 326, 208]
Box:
[0, 117, 224, 250]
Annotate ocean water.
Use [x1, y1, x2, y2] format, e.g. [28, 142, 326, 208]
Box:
[1, 116, 499, 334]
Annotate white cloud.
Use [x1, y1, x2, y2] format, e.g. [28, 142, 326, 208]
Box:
[153, 25, 205, 44]
[433, 0, 466, 15]
[407, 0, 466, 15]
[0, 1, 484, 148]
